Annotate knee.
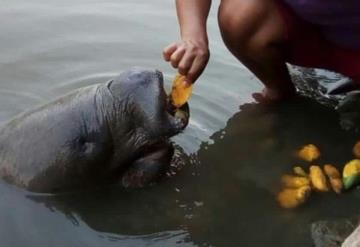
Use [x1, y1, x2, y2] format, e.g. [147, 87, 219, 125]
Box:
[218, 0, 285, 57]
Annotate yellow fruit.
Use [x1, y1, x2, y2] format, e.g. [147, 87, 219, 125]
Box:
[353, 141, 360, 158]
[297, 144, 321, 162]
[277, 186, 311, 209]
[324, 164, 343, 194]
[343, 159, 360, 190]
[293, 166, 308, 177]
[343, 159, 360, 177]
[329, 179, 343, 194]
[324, 164, 341, 179]
[170, 74, 193, 108]
[281, 175, 310, 188]
[309, 166, 329, 192]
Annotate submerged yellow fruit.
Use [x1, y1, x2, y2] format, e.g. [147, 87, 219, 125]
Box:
[309, 166, 329, 192]
[324, 164, 343, 194]
[170, 74, 193, 108]
[343, 159, 360, 190]
[277, 186, 311, 209]
[329, 179, 343, 194]
[353, 141, 360, 158]
[297, 144, 321, 162]
[293, 166, 308, 177]
[281, 175, 310, 188]
[324, 164, 341, 179]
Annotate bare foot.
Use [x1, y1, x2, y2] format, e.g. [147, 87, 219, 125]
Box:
[252, 87, 296, 104]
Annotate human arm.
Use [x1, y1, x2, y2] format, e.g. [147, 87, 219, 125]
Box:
[163, 0, 211, 84]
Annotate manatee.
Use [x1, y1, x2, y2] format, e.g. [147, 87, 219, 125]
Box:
[0, 68, 189, 193]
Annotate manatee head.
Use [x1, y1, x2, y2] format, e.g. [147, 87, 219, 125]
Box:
[103, 68, 190, 188]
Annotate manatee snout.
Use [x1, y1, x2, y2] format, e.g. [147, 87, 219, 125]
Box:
[109, 68, 190, 188]
[114, 68, 190, 136]
[152, 69, 190, 134]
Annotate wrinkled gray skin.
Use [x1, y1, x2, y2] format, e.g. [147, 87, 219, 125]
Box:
[0, 68, 189, 193]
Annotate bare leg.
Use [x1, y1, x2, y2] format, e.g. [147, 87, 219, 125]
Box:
[218, 0, 296, 103]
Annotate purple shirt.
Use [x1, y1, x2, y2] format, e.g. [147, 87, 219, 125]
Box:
[284, 0, 360, 50]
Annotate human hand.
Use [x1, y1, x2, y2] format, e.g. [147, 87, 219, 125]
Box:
[163, 40, 209, 84]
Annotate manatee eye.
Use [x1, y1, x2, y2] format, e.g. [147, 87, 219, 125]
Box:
[77, 137, 96, 155]
[78, 136, 86, 146]
[77, 136, 88, 151]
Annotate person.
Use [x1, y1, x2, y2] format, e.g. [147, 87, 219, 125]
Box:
[163, 0, 360, 103]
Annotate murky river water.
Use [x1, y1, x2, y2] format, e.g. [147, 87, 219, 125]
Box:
[0, 1, 359, 246]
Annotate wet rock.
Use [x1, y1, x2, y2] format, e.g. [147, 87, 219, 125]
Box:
[289, 66, 344, 108]
[336, 91, 360, 132]
[289, 66, 360, 132]
[311, 218, 359, 247]
[343, 224, 360, 247]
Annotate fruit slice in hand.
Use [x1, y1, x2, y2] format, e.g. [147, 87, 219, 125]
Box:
[170, 74, 193, 108]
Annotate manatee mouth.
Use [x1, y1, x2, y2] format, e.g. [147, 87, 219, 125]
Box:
[166, 99, 190, 131]
[157, 70, 190, 135]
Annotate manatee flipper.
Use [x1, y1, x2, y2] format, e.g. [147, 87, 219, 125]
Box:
[121, 143, 174, 188]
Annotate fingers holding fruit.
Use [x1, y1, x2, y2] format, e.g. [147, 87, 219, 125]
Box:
[163, 40, 209, 83]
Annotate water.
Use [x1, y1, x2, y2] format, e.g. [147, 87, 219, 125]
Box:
[0, 1, 359, 246]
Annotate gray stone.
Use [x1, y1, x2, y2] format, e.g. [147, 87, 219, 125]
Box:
[311, 218, 360, 247]
[343, 225, 360, 247]
[289, 66, 360, 132]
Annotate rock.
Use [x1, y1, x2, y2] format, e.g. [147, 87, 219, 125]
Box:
[289, 66, 360, 132]
[343, 225, 360, 247]
[337, 91, 360, 132]
[311, 218, 359, 247]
